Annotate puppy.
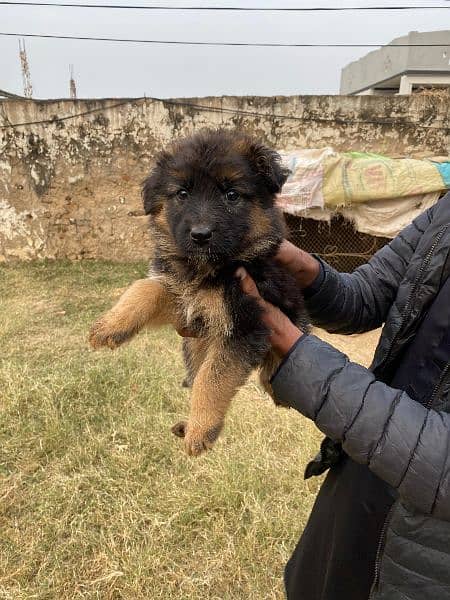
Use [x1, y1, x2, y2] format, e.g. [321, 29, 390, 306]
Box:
[89, 130, 309, 456]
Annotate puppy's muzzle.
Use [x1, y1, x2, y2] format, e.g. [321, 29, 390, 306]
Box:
[190, 225, 212, 246]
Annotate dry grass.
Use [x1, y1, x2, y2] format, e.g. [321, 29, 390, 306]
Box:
[0, 261, 378, 600]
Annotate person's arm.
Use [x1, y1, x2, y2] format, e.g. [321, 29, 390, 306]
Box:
[278, 205, 434, 334]
[238, 268, 450, 522]
[271, 334, 450, 521]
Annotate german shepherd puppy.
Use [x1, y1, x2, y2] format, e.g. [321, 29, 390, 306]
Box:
[89, 130, 308, 456]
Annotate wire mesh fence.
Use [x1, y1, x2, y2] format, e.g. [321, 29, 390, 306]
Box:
[285, 214, 391, 273]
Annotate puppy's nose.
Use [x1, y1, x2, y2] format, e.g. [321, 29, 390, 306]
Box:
[190, 225, 212, 245]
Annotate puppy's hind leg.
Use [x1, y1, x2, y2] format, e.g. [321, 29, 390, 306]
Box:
[182, 341, 253, 456]
[89, 278, 176, 350]
[173, 337, 209, 436]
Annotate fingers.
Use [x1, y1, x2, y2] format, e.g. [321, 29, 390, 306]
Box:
[235, 267, 262, 299]
[275, 240, 321, 288]
[275, 240, 301, 267]
[277, 239, 296, 256]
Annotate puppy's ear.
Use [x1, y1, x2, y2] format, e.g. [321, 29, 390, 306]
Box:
[142, 152, 171, 215]
[248, 144, 290, 194]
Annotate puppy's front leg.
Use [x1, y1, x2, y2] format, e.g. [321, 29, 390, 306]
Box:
[182, 342, 253, 456]
[89, 278, 176, 349]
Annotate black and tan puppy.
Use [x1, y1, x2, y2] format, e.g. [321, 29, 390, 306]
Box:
[89, 130, 308, 455]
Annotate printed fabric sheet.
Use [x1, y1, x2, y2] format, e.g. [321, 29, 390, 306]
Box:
[277, 149, 450, 238]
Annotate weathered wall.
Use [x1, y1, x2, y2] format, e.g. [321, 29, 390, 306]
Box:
[1, 94, 449, 261]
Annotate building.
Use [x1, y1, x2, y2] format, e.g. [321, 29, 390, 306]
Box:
[340, 30, 450, 95]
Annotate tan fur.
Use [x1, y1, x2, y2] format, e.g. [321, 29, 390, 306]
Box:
[191, 288, 232, 334]
[89, 278, 179, 349]
[259, 350, 286, 403]
[88, 238, 285, 456]
[183, 341, 251, 455]
[183, 337, 210, 380]
[237, 204, 287, 262]
[153, 205, 170, 233]
[89, 131, 295, 456]
[89, 273, 264, 455]
[250, 204, 273, 238]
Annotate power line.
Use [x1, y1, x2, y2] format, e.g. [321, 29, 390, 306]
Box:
[1, 2, 450, 9]
[1, 95, 448, 131]
[0, 31, 449, 47]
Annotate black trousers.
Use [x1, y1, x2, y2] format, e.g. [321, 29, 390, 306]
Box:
[285, 456, 396, 600]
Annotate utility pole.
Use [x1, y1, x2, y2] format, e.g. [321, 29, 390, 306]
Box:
[69, 64, 77, 99]
[18, 38, 33, 98]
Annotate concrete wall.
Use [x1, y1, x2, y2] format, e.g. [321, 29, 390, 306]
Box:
[1, 94, 449, 262]
[340, 30, 450, 94]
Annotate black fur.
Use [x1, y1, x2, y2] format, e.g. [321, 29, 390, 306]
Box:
[143, 129, 308, 371]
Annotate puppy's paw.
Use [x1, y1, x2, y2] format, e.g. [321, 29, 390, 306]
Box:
[88, 313, 135, 350]
[183, 421, 223, 457]
[171, 420, 187, 438]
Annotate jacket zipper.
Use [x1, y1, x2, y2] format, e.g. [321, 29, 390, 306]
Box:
[369, 502, 396, 598]
[369, 224, 450, 598]
[426, 362, 450, 410]
[370, 364, 450, 598]
[381, 224, 450, 370]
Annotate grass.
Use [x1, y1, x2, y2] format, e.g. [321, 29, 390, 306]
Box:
[0, 261, 326, 599]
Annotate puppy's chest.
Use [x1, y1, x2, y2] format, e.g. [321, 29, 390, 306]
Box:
[177, 285, 233, 336]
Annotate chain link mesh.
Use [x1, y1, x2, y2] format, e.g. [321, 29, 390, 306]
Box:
[285, 214, 390, 273]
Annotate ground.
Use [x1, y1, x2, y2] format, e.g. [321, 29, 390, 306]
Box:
[0, 262, 379, 600]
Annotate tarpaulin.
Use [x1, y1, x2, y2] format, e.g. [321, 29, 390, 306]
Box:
[277, 149, 450, 238]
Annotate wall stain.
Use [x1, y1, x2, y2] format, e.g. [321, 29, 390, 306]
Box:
[0, 95, 448, 262]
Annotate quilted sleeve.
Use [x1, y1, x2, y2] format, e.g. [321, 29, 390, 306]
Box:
[272, 334, 450, 521]
[304, 204, 434, 334]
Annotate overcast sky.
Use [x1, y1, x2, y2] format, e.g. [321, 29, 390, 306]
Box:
[1, 0, 449, 98]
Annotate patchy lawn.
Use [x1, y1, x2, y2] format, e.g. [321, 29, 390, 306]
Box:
[0, 261, 380, 599]
[0, 261, 327, 600]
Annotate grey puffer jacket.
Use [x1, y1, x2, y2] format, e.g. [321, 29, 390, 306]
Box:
[272, 192, 450, 599]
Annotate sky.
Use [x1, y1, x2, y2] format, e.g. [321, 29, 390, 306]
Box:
[1, 0, 450, 99]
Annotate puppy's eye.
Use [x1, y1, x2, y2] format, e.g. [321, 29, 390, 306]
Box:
[176, 189, 189, 201]
[225, 189, 240, 202]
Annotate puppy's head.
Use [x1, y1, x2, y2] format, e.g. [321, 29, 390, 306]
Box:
[143, 130, 289, 265]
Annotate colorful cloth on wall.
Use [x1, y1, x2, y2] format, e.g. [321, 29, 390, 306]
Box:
[277, 149, 450, 238]
[437, 161, 450, 187]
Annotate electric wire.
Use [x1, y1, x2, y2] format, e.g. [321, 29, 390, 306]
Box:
[1, 31, 449, 47]
[1, 2, 450, 9]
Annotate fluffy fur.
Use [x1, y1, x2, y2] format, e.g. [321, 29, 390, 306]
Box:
[89, 129, 309, 456]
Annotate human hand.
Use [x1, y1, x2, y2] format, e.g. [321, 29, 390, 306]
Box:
[236, 267, 303, 357]
[275, 240, 321, 288]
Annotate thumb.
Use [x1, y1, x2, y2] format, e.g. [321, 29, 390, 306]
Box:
[236, 267, 261, 299]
